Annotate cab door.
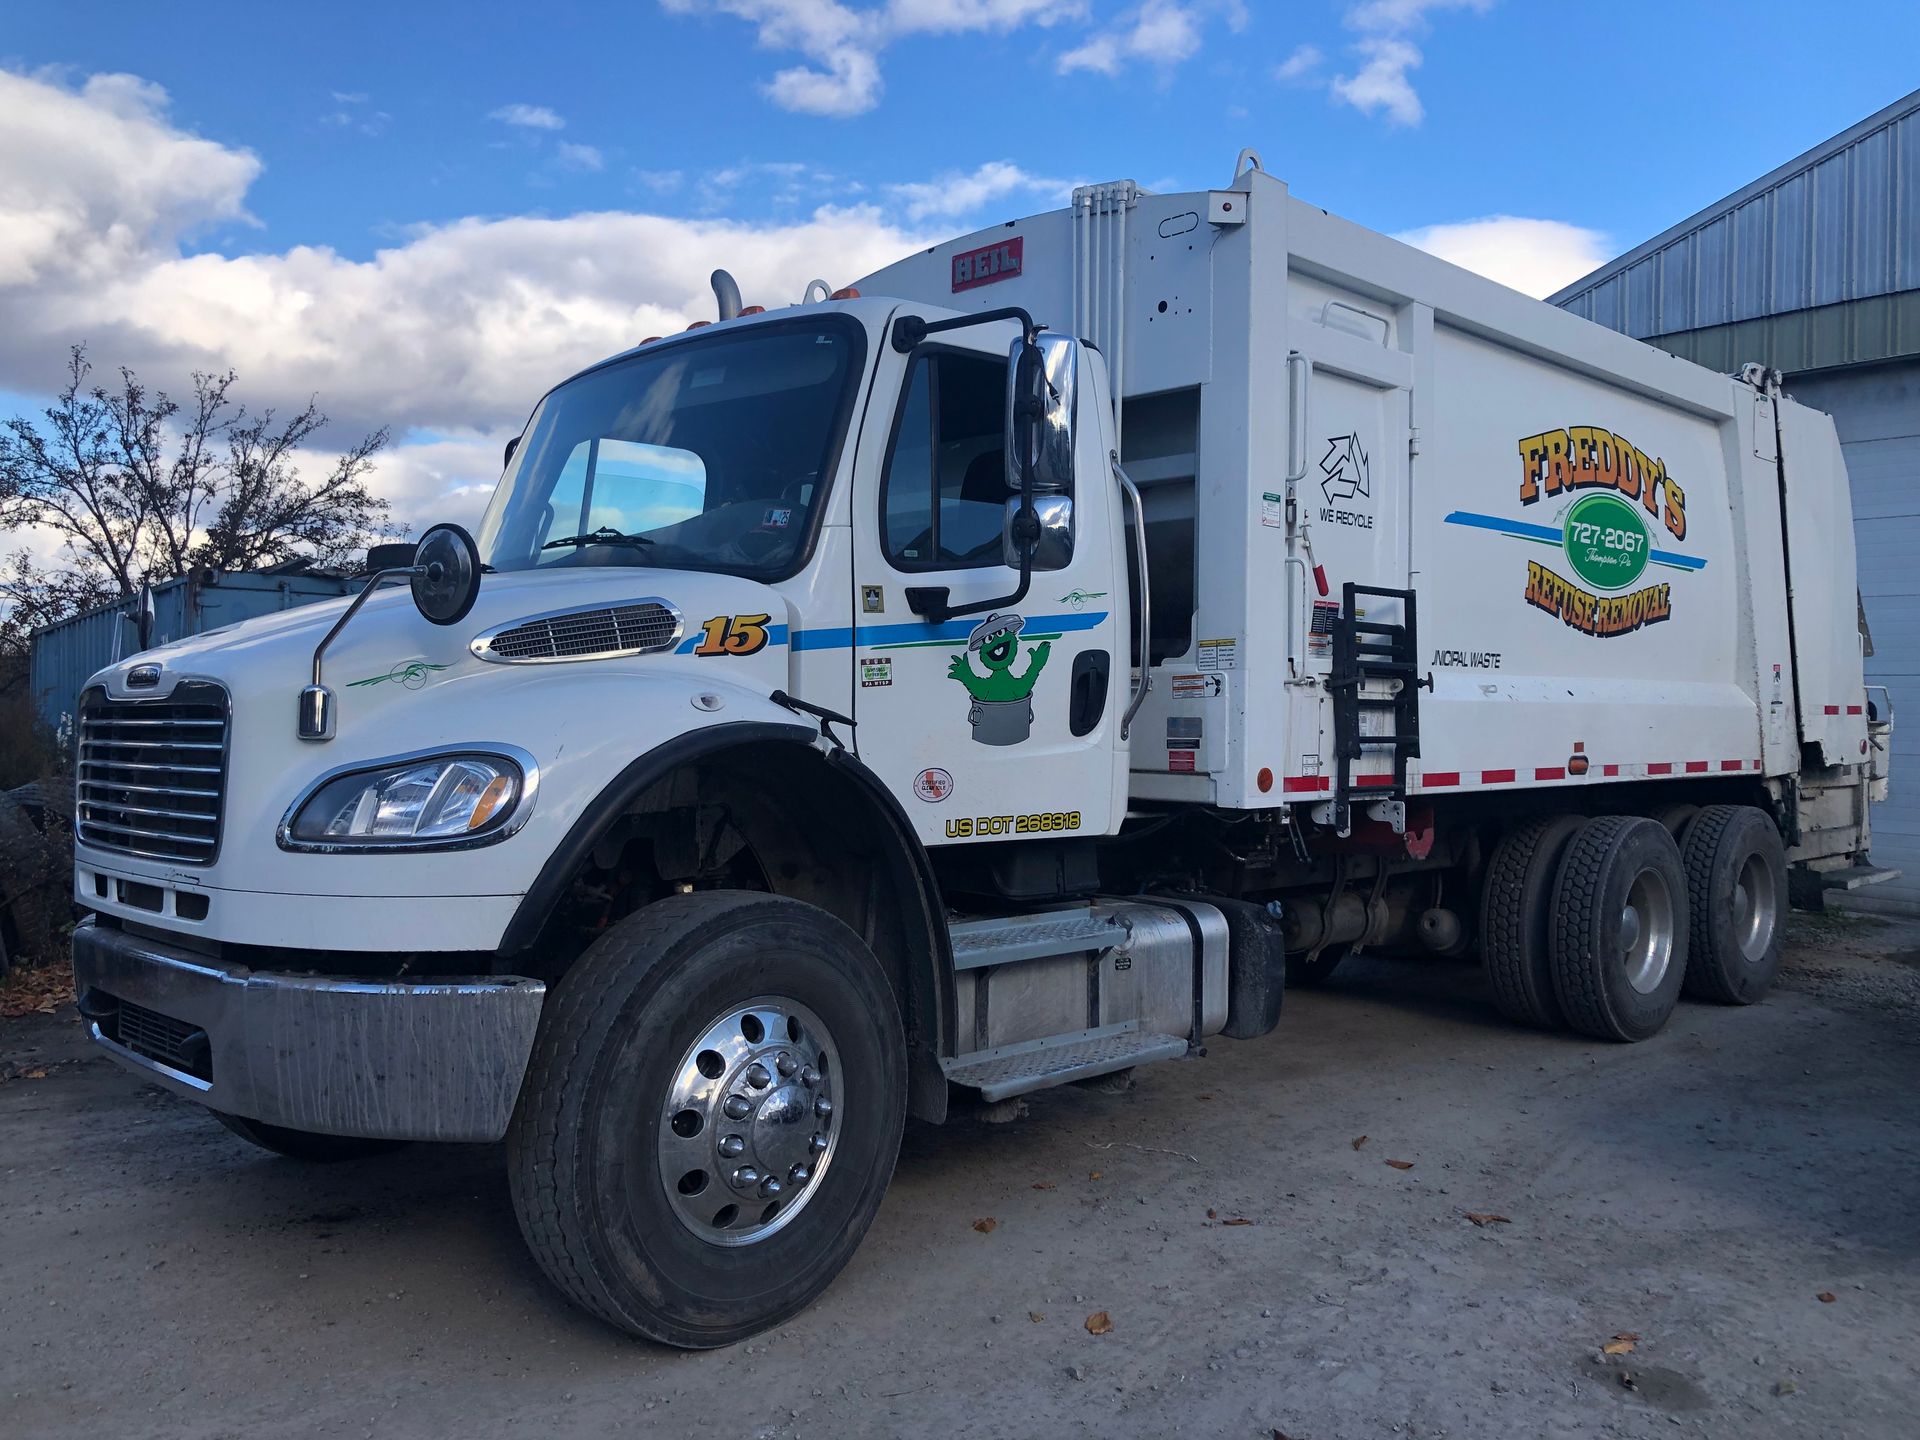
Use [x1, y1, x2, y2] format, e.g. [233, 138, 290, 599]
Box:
[849, 327, 1124, 847]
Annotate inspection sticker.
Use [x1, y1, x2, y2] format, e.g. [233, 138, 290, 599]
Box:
[859, 656, 893, 688]
[1260, 492, 1284, 529]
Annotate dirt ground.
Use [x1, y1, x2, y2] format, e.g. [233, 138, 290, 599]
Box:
[4, 913, 1919, 1440]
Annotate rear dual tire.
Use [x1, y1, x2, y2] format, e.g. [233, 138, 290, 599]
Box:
[1680, 804, 1788, 1004]
[1550, 815, 1689, 1042]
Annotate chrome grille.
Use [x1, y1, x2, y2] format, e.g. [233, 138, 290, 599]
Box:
[77, 682, 228, 864]
[474, 601, 680, 663]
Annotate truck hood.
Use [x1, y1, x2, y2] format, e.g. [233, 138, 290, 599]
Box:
[89, 566, 786, 713]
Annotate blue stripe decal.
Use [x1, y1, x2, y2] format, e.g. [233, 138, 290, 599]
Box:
[674, 609, 1109, 655]
[1442, 510, 1707, 572]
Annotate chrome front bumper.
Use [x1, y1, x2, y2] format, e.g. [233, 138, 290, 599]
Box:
[72, 918, 546, 1142]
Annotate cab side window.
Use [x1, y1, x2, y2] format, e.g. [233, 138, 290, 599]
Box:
[881, 351, 1007, 570]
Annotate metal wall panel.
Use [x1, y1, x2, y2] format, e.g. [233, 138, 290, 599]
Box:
[1553, 90, 1920, 346]
[1786, 361, 1920, 913]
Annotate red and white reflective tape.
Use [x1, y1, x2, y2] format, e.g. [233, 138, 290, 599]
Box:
[1280, 759, 1762, 795]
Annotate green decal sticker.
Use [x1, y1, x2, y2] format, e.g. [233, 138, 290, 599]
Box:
[1561, 492, 1649, 591]
[348, 660, 451, 690]
[947, 612, 1050, 746]
[1058, 589, 1108, 610]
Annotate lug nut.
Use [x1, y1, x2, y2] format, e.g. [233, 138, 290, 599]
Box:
[813, 1097, 833, 1119]
[789, 1163, 810, 1185]
[809, 1132, 828, 1155]
[718, 1134, 746, 1158]
[745, 1063, 772, 1090]
[759, 1176, 783, 1199]
[800, 1065, 821, 1087]
[730, 1166, 760, 1190]
[722, 1095, 752, 1120]
[776, 1052, 797, 1077]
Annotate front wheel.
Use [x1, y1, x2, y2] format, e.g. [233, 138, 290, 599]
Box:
[507, 892, 906, 1348]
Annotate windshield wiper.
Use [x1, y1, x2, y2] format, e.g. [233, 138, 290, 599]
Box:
[541, 526, 655, 551]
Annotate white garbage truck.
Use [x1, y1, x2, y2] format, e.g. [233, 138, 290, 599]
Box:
[70, 151, 1892, 1346]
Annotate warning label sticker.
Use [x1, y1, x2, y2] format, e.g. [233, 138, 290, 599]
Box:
[1198, 637, 1238, 671]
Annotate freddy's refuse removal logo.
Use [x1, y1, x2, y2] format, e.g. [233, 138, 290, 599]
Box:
[1443, 426, 1707, 639]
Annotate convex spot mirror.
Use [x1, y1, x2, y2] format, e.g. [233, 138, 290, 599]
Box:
[412, 523, 482, 626]
[1002, 332, 1077, 571]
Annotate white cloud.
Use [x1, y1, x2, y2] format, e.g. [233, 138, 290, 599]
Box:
[1327, 0, 1489, 127]
[489, 103, 565, 130]
[1056, 0, 1241, 77]
[1394, 215, 1613, 300]
[0, 67, 931, 538]
[663, 0, 1082, 117]
[554, 142, 605, 172]
[1274, 44, 1323, 82]
[886, 160, 1072, 224]
[0, 69, 259, 290]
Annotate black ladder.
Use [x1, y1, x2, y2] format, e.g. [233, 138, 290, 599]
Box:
[1326, 582, 1426, 836]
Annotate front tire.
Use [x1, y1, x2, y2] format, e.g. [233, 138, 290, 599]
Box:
[1680, 805, 1788, 1004]
[507, 892, 906, 1348]
[1549, 816, 1689, 1042]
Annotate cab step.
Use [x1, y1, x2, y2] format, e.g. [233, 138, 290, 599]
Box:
[948, 911, 1133, 971]
[941, 1022, 1189, 1102]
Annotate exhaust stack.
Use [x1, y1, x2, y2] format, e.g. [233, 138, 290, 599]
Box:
[711, 269, 742, 322]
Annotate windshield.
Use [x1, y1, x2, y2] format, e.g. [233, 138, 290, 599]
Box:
[477, 318, 866, 578]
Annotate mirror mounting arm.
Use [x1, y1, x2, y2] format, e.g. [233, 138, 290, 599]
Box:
[299, 564, 424, 742]
[890, 306, 1037, 354]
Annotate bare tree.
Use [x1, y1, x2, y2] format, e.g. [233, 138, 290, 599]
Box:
[0, 347, 394, 646]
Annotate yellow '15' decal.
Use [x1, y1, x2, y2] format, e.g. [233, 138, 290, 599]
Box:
[694, 613, 772, 656]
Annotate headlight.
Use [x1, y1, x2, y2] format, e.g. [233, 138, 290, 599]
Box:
[283, 751, 531, 849]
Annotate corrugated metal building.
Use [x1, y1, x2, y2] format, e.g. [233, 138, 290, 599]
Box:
[1552, 87, 1920, 911]
[29, 563, 357, 741]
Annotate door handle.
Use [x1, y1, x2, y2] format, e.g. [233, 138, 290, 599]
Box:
[1070, 650, 1111, 737]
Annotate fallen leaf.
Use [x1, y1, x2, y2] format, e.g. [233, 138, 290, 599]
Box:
[1602, 1338, 1636, 1356]
[21, 1067, 47, 1080]
[1085, 1311, 1113, 1335]
[1464, 1211, 1510, 1227]
[1222, 1217, 1254, 1227]
[1029, 1311, 1045, 1323]
[1351, 1135, 1368, 1150]
[1385, 1159, 1414, 1170]
[972, 1218, 998, 1234]
[1089, 1170, 1102, 1181]
[1817, 1292, 1836, 1304]
[1197, 1093, 1214, 1101]
[1206, 1208, 1218, 1219]
[1031, 1182, 1056, 1191]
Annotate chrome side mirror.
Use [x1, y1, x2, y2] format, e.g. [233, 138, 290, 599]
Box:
[1004, 332, 1076, 495]
[1004, 493, 1073, 570]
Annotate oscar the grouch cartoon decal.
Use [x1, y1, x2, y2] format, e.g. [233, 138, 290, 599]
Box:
[947, 612, 1051, 746]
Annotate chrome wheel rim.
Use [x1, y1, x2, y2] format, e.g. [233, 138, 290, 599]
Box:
[659, 996, 840, 1247]
[1732, 851, 1777, 962]
[1620, 867, 1676, 995]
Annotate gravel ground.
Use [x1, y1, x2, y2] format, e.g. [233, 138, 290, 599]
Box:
[4, 911, 1918, 1440]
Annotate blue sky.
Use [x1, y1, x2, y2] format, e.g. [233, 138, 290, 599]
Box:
[2, 0, 1915, 536]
